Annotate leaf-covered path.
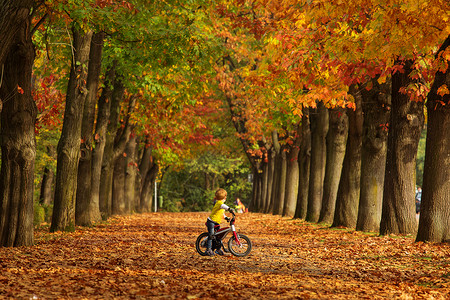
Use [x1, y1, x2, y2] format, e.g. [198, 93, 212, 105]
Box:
[0, 212, 449, 299]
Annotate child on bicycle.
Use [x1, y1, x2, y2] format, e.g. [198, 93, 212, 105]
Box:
[206, 188, 235, 256]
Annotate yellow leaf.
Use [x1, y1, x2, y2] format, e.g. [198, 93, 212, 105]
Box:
[377, 75, 387, 84]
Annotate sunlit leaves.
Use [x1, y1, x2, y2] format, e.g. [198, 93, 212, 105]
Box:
[254, 0, 450, 105]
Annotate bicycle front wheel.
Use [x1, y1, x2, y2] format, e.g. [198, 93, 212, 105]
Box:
[195, 232, 209, 256]
[228, 234, 252, 257]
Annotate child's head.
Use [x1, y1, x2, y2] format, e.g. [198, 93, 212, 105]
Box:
[215, 188, 227, 201]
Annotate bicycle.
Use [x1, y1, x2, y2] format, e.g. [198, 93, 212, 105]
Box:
[195, 212, 252, 257]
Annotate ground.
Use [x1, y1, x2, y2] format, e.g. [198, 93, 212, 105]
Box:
[0, 212, 449, 299]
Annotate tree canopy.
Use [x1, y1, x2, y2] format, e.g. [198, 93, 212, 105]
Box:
[0, 0, 449, 245]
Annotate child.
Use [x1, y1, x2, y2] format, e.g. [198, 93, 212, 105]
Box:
[205, 188, 235, 256]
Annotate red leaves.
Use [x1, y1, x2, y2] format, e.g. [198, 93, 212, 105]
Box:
[34, 75, 65, 134]
[379, 123, 389, 132]
[17, 85, 24, 94]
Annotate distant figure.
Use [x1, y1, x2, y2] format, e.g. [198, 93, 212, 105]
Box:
[234, 198, 246, 213]
[415, 187, 422, 214]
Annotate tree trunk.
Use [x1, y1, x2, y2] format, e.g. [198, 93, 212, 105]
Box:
[138, 143, 152, 212]
[248, 168, 256, 211]
[260, 158, 269, 212]
[109, 95, 136, 213]
[416, 36, 450, 243]
[274, 149, 287, 215]
[112, 151, 126, 215]
[269, 151, 279, 214]
[124, 133, 137, 213]
[271, 131, 282, 215]
[250, 168, 263, 212]
[91, 65, 115, 220]
[39, 166, 54, 206]
[99, 77, 124, 217]
[283, 151, 299, 217]
[75, 31, 105, 226]
[0, 1, 33, 66]
[133, 139, 142, 212]
[332, 88, 363, 228]
[283, 124, 302, 217]
[141, 162, 158, 212]
[380, 60, 424, 236]
[356, 78, 391, 232]
[264, 148, 275, 213]
[306, 102, 329, 222]
[0, 16, 36, 246]
[39, 146, 55, 206]
[51, 27, 93, 232]
[319, 107, 348, 224]
[294, 108, 311, 219]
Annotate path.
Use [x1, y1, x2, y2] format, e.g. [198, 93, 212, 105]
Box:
[0, 212, 449, 299]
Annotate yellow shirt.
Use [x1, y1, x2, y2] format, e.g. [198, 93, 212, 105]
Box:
[208, 200, 229, 223]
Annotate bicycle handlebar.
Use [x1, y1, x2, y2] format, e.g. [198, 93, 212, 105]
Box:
[228, 213, 236, 224]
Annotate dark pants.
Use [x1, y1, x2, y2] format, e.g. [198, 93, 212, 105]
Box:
[206, 219, 218, 249]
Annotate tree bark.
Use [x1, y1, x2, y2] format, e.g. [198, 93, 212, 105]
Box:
[319, 107, 348, 224]
[39, 146, 55, 206]
[294, 108, 311, 219]
[102, 92, 136, 216]
[141, 162, 158, 212]
[283, 124, 302, 217]
[112, 151, 127, 215]
[51, 27, 93, 232]
[274, 149, 287, 215]
[251, 169, 263, 212]
[39, 166, 54, 206]
[264, 148, 275, 213]
[91, 65, 115, 220]
[137, 143, 152, 212]
[124, 133, 138, 213]
[356, 78, 391, 232]
[332, 88, 363, 228]
[380, 60, 424, 236]
[271, 131, 284, 215]
[133, 138, 142, 212]
[306, 102, 329, 222]
[99, 77, 125, 217]
[0, 1, 33, 66]
[416, 36, 450, 243]
[0, 15, 36, 246]
[75, 31, 105, 226]
[269, 151, 279, 214]
[260, 157, 269, 213]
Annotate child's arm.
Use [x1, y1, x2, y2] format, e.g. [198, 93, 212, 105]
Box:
[220, 203, 230, 211]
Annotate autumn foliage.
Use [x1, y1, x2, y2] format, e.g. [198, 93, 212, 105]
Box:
[1, 212, 448, 299]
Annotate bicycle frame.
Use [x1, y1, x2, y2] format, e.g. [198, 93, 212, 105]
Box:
[213, 217, 241, 246]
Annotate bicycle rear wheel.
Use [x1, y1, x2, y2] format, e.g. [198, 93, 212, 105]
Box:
[228, 234, 252, 257]
[195, 232, 209, 256]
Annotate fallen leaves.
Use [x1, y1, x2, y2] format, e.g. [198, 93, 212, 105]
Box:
[0, 212, 448, 299]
